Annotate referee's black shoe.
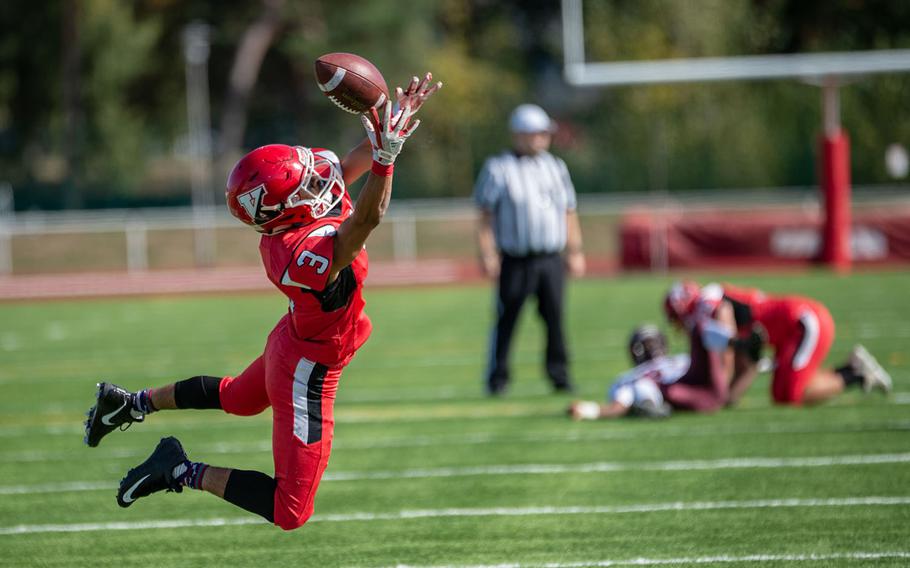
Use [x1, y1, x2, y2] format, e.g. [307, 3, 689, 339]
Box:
[486, 377, 509, 397]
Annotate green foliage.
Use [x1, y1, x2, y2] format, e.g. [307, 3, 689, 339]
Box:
[80, 0, 162, 192]
[0, 0, 909, 207]
[574, 0, 910, 193]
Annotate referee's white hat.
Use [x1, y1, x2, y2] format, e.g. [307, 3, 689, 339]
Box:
[509, 104, 556, 134]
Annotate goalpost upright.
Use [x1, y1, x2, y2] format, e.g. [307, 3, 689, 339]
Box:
[561, 0, 910, 272]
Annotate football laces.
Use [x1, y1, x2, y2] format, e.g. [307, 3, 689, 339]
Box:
[327, 95, 358, 114]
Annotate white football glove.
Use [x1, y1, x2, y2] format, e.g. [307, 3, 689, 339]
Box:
[395, 72, 442, 117]
[570, 400, 601, 421]
[360, 100, 418, 166]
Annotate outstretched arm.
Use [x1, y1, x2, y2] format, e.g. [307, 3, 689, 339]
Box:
[332, 162, 394, 280]
[340, 138, 372, 187]
[331, 74, 442, 282]
[330, 103, 404, 282]
[340, 73, 440, 187]
[569, 399, 630, 420]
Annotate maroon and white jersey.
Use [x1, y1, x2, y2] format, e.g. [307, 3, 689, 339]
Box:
[682, 283, 735, 352]
[258, 151, 372, 368]
[608, 354, 690, 408]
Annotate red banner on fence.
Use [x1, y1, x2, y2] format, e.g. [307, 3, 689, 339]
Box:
[620, 207, 910, 270]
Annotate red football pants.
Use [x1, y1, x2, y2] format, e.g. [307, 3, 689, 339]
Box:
[770, 300, 835, 405]
[217, 318, 340, 530]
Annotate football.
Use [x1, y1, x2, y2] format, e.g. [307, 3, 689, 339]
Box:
[314, 52, 389, 114]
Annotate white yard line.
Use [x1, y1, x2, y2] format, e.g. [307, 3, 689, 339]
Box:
[3, 452, 908, 496]
[0, 440, 274, 463]
[384, 551, 910, 568]
[3, 391, 908, 438]
[1, 496, 908, 536]
[340, 419, 910, 450]
[320, 453, 910, 482]
[4, 383, 909, 438]
[0, 517, 264, 535]
[2, 419, 910, 462]
[0, 481, 113, 495]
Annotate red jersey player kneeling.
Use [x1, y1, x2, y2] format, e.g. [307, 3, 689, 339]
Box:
[664, 281, 892, 407]
[83, 74, 441, 530]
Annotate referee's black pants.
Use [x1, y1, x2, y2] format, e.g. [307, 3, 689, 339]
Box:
[486, 252, 571, 394]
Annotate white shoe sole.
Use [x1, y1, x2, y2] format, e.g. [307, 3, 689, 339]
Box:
[852, 345, 893, 393]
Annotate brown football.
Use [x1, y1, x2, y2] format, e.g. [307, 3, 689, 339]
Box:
[314, 52, 389, 114]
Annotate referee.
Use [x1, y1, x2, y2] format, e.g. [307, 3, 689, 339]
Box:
[474, 104, 586, 396]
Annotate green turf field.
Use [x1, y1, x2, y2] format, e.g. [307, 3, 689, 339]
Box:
[0, 271, 908, 567]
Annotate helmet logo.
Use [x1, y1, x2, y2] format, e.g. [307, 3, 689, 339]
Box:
[237, 184, 267, 220]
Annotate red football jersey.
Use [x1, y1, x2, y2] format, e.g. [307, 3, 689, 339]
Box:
[721, 283, 819, 346]
[257, 160, 372, 368]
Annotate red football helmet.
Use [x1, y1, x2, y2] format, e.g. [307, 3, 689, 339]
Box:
[663, 280, 701, 324]
[226, 144, 345, 234]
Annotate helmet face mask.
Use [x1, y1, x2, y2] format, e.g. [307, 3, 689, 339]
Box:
[285, 147, 344, 221]
[226, 144, 345, 234]
[628, 325, 668, 365]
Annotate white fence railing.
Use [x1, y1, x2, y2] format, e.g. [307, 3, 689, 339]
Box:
[0, 185, 907, 275]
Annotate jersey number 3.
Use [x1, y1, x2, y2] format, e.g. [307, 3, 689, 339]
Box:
[297, 250, 329, 275]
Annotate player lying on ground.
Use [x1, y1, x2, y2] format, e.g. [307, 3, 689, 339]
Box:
[568, 324, 732, 420]
[83, 74, 441, 530]
[664, 281, 892, 406]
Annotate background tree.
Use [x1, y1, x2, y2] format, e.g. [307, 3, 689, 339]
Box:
[0, 0, 907, 210]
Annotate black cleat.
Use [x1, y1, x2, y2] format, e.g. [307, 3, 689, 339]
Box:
[117, 437, 187, 508]
[84, 382, 144, 447]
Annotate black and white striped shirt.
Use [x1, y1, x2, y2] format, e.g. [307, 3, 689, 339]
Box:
[473, 150, 578, 257]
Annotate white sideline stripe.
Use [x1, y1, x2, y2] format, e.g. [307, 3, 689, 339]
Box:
[321, 453, 910, 481]
[1, 496, 908, 536]
[0, 481, 112, 495]
[0, 517, 264, 535]
[344, 420, 910, 450]
[385, 551, 910, 568]
[4, 417, 910, 456]
[3, 390, 909, 436]
[3, 453, 909, 496]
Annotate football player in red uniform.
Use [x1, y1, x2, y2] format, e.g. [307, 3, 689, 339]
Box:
[83, 74, 441, 530]
[664, 281, 892, 407]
